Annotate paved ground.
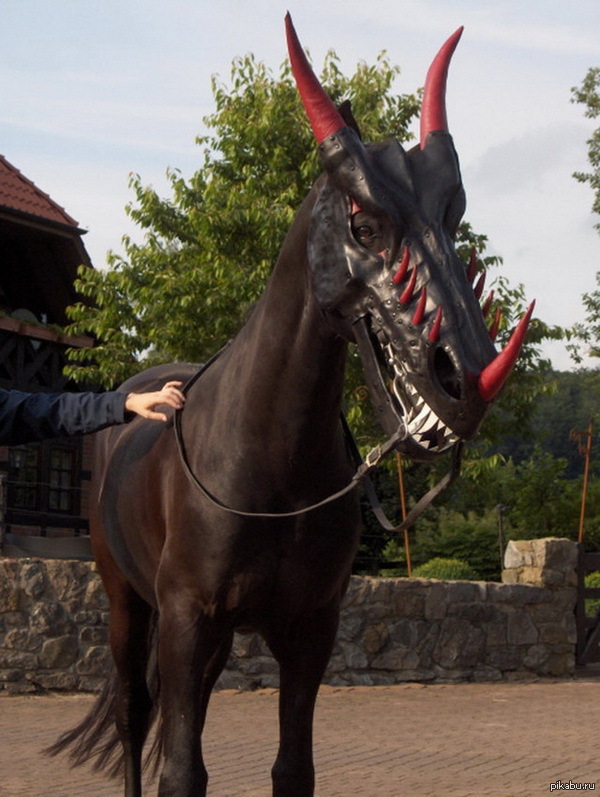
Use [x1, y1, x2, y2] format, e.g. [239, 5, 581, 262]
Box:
[0, 675, 599, 796]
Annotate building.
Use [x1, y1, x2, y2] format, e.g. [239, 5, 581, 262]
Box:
[0, 154, 95, 557]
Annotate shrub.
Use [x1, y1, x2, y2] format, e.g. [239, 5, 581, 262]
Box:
[412, 557, 480, 581]
[585, 571, 600, 617]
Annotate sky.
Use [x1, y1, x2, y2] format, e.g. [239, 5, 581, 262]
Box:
[1, 0, 599, 370]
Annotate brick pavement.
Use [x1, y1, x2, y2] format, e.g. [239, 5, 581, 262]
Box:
[0, 676, 599, 796]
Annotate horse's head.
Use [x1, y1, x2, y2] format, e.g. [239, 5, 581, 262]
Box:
[286, 15, 533, 462]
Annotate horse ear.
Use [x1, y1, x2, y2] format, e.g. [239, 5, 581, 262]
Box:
[338, 100, 362, 140]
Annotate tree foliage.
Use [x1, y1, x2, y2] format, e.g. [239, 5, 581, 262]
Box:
[65, 47, 560, 409]
[65, 51, 420, 387]
[569, 67, 600, 361]
[572, 67, 600, 231]
[62, 47, 581, 581]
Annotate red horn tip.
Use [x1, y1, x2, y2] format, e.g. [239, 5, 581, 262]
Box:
[420, 26, 464, 149]
[478, 300, 535, 403]
[285, 14, 346, 143]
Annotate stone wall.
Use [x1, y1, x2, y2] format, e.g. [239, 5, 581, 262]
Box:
[0, 538, 578, 694]
[0, 559, 109, 693]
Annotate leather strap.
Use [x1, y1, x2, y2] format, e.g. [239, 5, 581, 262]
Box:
[342, 411, 463, 534]
[173, 345, 461, 529]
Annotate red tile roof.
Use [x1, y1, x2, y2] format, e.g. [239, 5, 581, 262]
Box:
[0, 154, 80, 228]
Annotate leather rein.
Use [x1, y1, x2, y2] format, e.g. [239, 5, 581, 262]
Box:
[173, 346, 462, 535]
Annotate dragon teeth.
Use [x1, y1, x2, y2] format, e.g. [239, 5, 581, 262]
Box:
[386, 350, 459, 453]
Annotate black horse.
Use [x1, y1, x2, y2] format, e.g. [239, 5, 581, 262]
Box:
[50, 15, 533, 796]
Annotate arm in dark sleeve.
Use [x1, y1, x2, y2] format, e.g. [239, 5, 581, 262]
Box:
[0, 389, 131, 446]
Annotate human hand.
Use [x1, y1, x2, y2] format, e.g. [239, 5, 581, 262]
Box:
[125, 381, 186, 422]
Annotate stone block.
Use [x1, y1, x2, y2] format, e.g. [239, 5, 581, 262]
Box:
[507, 612, 538, 645]
[29, 601, 75, 637]
[501, 569, 519, 585]
[45, 560, 89, 602]
[79, 626, 108, 645]
[338, 640, 369, 669]
[538, 568, 565, 588]
[388, 618, 419, 649]
[4, 628, 44, 652]
[424, 582, 449, 620]
[0, 579, 19, 612]
[504, 540, 534, 569]
[433, 618, 485, 669]
[337, 613, 365, 642]
[473, 665, 503, 682]
[531, 537, 578, 571]
[523, 644, 549, 669]
[73, 610, 104, 626]
[519, 566, 545, 586]
[446, 582, 484, 603]
[4, 680, 37, 695]
[19, 562, 45, 600]
[237, 656, 279, 677]
[29, 671, 79, 691]
[447, 602, 498, 624]
[486, 645, 523, 671]
[539, 651, 575, 677]
[487, 583, 550, 606]
[551, 588, 577, 611]
[231, 633, 264, 658]
[84, 577, 109, 610]
[485, 615, 508, 648]
[0, 668, 23, 682]
[538, 623, 569, 646]
[78, 676, 106, 693]
[362, 622, 389, 655]
[0, 560, 19, 586]
[341, 576, 375, 608]
[2, 612, 27, 627]
[0, 649, 38, 669]
[390, 588, 426, 618]
[39, 635, 79, 668]
[371, 646, 420, 671]
[76, 645, 110, 676]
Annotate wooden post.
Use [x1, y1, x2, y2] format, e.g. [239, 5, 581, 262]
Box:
[571, 419, 594, 544]
[396, 453, 412, 577]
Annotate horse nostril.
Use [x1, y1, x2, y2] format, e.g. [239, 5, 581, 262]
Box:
[434, 347, 461, 400]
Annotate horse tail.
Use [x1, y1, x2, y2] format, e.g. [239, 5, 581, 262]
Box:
[44, 610, 163, 779]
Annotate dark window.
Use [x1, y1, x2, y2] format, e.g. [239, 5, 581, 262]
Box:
[8, 445, 40, 510]
[8, 440, 81, 515]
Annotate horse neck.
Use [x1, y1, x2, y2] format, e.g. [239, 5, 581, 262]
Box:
[202, 202, 348, 460]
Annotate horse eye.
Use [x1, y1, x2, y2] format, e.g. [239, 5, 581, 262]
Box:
[355, 225, 373, 240]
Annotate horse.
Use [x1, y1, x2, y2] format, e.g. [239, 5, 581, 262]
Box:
[49, 15, 533, 796]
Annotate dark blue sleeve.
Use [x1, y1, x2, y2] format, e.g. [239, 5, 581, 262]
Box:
[0, 389, 130, 445]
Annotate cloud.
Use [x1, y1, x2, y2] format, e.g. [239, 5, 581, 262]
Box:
[466, 122, 590, 194]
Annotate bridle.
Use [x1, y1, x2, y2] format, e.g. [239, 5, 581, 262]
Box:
[173, 345, 463, 535]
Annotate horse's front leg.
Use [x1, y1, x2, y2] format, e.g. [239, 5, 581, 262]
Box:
[156, 596, 232, 797]
[268, 602, 340, 797]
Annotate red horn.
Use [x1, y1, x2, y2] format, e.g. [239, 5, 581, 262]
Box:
[478, 301, 535, 402]
[285, 14, 346, 143]
[420, 27, 464, 149]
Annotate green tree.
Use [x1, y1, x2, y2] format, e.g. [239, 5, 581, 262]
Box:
[62, 46, 570, 577]
[572, 67, 600, 231]
[65, 51, 420, 387]
[411, 508, 502, 581]
[506, 448, 575, 537]
[569, 67, 600, 361]
[64, 48, 561, 408]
